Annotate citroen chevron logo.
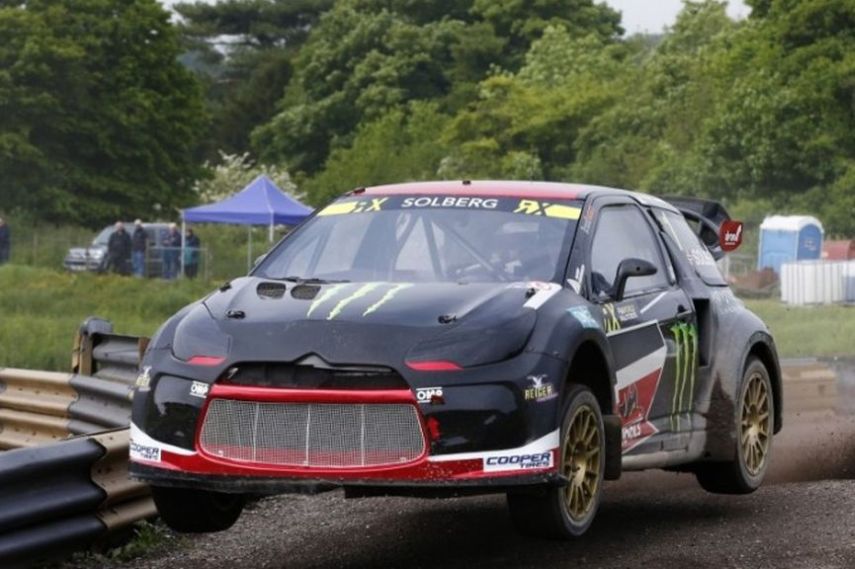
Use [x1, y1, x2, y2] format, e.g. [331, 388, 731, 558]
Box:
[670, 321, 698, 432]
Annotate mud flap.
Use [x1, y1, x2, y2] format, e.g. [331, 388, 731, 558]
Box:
[603, 414, 622, 480]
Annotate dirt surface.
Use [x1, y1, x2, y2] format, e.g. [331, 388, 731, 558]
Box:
[73, 410, 855, 569]
[86, 479, 855, 569]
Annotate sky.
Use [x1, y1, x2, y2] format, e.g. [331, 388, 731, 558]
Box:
[160, 0, 753, 35]
[605, 0, 751, 34]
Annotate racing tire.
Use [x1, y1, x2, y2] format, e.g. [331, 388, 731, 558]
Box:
[151, 486, 245, 533]
[507, 384, 605, 539]
[695, 357, 774, 494]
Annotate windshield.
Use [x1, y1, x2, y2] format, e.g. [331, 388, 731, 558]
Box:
[256, 194, 582, 284]
[92, 226, 114, 246]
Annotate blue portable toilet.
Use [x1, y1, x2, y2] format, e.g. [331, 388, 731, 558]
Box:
[758, 215, 824, 274]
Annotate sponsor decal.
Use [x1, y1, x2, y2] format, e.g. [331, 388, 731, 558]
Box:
[135, 366, 152, 389]
[568, 306, 599, 329]
[190, 381, 209, 399]
[327, 283, 381, 320]
[401, 196, 498, 209]
[317, 197, 389, 216]
[616, 302, 638, 322]
[484, 452, 553, 472]
[719, 220, 743, 252]
[670, 322, 698, 432]
[685, 247, 716, 268]
[524, 374, 556, 402]
[429, 429, 558, 464]
[307, 283, 348, 317]
[363, 283, 414, 316]
[513, 199, 581, 220]
[618, 370, 661, 453]
[602, 303, 621, 334]
[130, 441, 161, 463]
[415, 386, 443, 404]
[307, 282, 414, 319]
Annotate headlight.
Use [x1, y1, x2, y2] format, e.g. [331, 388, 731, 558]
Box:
[171, 306, 231, 362]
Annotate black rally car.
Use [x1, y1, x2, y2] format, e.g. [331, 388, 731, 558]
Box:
[130, 181, 781, 539]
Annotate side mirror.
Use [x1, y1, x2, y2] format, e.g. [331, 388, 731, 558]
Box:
[253, 254, 266, 268]
[609, 258, 658, 301]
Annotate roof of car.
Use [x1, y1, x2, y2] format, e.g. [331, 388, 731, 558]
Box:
[355, 180, 677, 211]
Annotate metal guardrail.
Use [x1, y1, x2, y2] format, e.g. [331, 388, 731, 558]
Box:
[0, 318, 144, 449]
[0, 318, 153, 567]
[0, 429, 154, 568]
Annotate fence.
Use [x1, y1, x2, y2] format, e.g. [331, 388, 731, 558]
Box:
[1, 219, 283, 281]
[780, 260, 855, 305]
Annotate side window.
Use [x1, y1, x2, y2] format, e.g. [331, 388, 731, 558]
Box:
[590, 205, 669, 298]
[653, 209, 726, 286]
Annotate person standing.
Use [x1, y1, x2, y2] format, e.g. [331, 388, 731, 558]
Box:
[162, 223, 181, 279]
[183, 227, 201, 279]
[0, 218, 9, 265]
[131, 219, 147, 277]
[106, 221, 132, 275]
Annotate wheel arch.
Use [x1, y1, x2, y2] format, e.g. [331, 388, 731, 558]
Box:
[562, 333, 622, 481]
[563, 334, 615, 414]
[746, 336, 783, 434]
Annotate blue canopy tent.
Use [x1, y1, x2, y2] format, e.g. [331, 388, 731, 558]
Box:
[181, 175, 313, 272]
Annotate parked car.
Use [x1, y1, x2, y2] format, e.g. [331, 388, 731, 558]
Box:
[130, 181, 781, 539]
[63, 222, 170, 276]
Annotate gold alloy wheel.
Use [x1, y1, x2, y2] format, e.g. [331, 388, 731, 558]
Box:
[562, 405, 601, 521]
[741, 372, 771, 476]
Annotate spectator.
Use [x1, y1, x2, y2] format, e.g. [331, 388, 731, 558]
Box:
[105, 221, 132, 275]
[131, 219, 147, 277]
[184, 227, 201, 279]
[162, 223, 181, 279]
[0, 218, 9, 265]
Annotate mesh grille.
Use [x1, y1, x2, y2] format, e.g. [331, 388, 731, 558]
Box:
[200, 399, 425, 467]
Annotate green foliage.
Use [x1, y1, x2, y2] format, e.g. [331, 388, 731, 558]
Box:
[254, 0, 625, 179]
[175, 0, 333, 157]
[0, 0, 206, 227]
[303, 102, 451, 204]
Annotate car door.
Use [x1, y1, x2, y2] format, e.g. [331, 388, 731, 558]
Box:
[586, 199, 697, 455]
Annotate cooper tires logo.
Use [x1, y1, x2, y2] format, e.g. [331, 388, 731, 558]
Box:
[484, 452, 553, 472]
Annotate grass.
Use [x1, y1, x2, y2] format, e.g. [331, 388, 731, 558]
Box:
[743, 299, 855, 359]
[0, 265, 851, 371]
[0, 265, 212, 370]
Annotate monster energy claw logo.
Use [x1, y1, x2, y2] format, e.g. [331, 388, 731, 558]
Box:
[602, 304, 620, 334]
[670, 322, 698, 432]
[307, 282, 413, 320]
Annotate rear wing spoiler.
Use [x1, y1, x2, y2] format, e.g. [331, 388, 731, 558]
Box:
[659, 196, 742, 260]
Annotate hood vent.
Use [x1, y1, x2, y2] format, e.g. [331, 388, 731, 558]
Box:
[291, 284, 321, 300]
[257, 281, 287, 299]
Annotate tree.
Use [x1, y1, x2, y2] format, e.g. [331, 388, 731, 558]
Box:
[174, 0, 333, 156]
[0, 0, 206, 227]
[254, 0, 625, 176]
[302, 102, 451, 205]
[194, 151, 301, 203]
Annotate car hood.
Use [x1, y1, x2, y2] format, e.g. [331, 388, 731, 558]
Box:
[169, 277, 556, 368]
